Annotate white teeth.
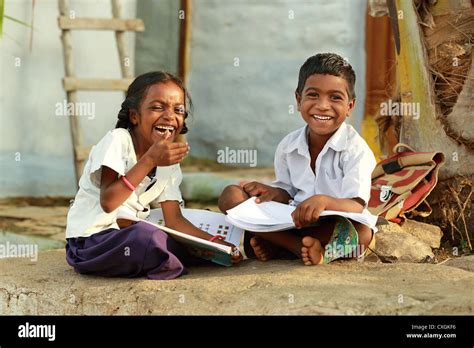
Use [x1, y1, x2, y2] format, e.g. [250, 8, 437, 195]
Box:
[154, 125, 175, 132]
[312, 115, 333, 121]
[154, 125, 175, 139]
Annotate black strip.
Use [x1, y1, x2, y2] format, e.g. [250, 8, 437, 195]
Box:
[382, 159, 403, 174]
[0, 315, 472, 346]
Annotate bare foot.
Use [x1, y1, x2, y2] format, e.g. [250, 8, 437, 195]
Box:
[250, 236, 279, 261]
[301, 236, 324, 266]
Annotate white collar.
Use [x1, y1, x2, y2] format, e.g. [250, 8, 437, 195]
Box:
[284, 122, 349, 155]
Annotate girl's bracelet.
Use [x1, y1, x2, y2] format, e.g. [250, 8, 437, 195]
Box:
[209, 235, 224, 243]
[120, 175, 136, 191]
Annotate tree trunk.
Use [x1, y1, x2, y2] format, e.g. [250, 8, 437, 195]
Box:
[395, 0, 473, 248]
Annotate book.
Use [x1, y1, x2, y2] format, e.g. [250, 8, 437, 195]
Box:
[225, 197, 381, 232]
[117, 207, 244, 267]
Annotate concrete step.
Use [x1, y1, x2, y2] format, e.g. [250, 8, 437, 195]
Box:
[181, 169, 275, 201]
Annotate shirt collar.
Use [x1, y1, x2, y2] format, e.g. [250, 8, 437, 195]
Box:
[283, 126, 309, 156]
[283, 122, 349, 154]
[326, 122, 348, 151]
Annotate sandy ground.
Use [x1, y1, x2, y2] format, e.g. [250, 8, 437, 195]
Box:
[1, 191, 473, 315]
[0, 250, 473, 315]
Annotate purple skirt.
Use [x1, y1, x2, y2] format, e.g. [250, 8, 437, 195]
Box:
[66, 221, 192, 280]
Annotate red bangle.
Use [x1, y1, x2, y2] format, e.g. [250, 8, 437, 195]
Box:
[209, 235, 224, 242]
[120, 175, 136, 191]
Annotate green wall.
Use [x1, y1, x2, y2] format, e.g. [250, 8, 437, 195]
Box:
[135, 0, 180, 76]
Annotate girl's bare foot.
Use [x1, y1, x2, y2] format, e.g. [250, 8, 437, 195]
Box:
[250, 236, 279, 261]
[301, 236, 324, 265]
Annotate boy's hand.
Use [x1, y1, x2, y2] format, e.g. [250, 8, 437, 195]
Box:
[144, 141, 189, 166]
[242, 182, 281, 203]
[291, 195, 327, 229]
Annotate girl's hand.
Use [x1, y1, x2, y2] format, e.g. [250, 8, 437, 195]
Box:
[212, 238, 243, 264]
[188, 239, 242, 265]
[242, 182, 282, 203]
[291, 195, 327, 229]
[144, 141, 189, 167]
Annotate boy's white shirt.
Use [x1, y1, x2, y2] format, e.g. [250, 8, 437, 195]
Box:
[66, 128, 183, 238]
[272, 122, 377, 227]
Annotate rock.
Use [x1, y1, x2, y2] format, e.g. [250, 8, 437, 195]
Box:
[401, 220, 443, 249]
[373, 220, 443, 262]
[0, 250, 473, 315]
[377, 222, 404, 233]
[373, 230, 434, 263]
[444, 255, 474, 273]
[363, 252, 382, 263]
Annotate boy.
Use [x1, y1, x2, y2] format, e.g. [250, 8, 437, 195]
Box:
[218, 53, 376, 265]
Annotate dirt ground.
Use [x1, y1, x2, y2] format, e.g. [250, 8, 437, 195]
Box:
[0, 250, 473, 315]
[0, 190, 473, 315]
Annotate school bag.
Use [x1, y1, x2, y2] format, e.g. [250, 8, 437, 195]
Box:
[368, 143, 445, 223]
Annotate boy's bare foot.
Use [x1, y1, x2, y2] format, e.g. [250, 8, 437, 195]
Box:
[250, 236, 279, 261]
[301, 236, 324, 265]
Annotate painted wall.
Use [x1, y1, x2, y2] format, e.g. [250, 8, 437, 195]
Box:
[0, 0, 136, 197]
[185, 0, 367, 166]
[135, 0, 180, 76]
[1, 0, 366, 197]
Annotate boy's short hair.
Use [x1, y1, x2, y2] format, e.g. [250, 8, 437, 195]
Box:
[296, 53, 356, 100]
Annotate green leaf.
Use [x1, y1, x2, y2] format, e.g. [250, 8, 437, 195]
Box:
[0, 0, 4, 37]
[4, 14, 32, 28]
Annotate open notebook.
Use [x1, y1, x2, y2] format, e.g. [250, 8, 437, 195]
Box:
[226, 197, 381, 232]
[117, 207, 244, 266]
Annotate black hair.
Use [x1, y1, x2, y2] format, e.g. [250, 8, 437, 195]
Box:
[115, 71, 192, 134]
[295, 53, 356, 100]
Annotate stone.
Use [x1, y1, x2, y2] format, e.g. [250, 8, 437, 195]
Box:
[373, 230, 434, 263]
[443, 255, 474, 273]
[377, 222, 404, 233]
[372, 220, 443, 262]
[401, 219, 443, 249]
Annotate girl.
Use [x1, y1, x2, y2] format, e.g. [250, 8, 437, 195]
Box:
[66, 71, 241, 280]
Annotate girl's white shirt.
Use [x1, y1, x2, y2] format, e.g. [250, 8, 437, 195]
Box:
[66, 128, 182, 238]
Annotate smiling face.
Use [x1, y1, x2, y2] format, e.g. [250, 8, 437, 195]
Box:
[129, 81, 186, 147]
[296, 73, 355, 140]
